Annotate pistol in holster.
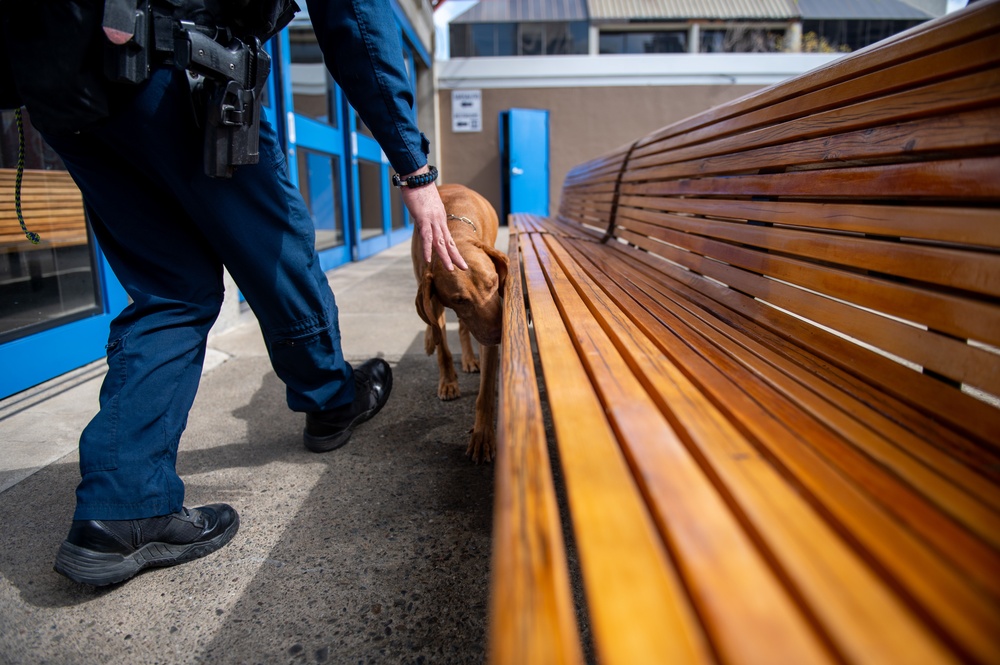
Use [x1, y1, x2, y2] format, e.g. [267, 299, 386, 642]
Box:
[174, 25, 271, 178]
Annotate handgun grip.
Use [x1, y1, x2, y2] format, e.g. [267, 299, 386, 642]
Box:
[175, 27, 247, 85]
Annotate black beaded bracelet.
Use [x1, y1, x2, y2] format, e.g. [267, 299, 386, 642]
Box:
[391, 165, 438, 188]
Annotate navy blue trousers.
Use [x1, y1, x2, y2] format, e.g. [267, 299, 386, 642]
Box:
[44, 68, 355, 521]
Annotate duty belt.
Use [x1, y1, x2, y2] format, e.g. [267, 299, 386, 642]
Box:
[103, 0, 272, 177]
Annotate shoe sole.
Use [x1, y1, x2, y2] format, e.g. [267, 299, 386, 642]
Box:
[53, 514, 240, 587]
[303, 370, 393, 453]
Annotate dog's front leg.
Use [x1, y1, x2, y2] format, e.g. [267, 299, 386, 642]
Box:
[467, 343, 498, 463]
[432, 311, 460, 401]
[458, 320, 480, 373]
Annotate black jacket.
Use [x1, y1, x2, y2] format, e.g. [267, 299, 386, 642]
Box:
[0, 1, 110, 135]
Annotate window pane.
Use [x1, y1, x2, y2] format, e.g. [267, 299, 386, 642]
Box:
[599, 32, 625, 54]
[701, 26, 782, 52]
[450, 24, 470, 58]
[391, 186, 406, 232]
[601, 31, 685, 54]
[289, 26, 335, 126]
[520, 24, 543, 56]
[496, 24, 517, 56]
[0, 110, 101, 343]
[296, 148, 344, 250]
[541, 21, 589, 55]
[358, 161, 384, 241]
[472, 24, 496, 57]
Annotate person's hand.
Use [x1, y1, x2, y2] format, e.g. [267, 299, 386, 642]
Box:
[399, 168, 468, 271]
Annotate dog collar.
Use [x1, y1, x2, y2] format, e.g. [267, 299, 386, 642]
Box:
[447, 214, 477, 233]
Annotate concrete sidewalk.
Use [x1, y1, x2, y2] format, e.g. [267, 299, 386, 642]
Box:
[0, 232, 507, 664]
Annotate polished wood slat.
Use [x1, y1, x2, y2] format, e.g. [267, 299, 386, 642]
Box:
[532, 232, 837, 665]
[518, 224, 714, 665]
[488, 230, 583, 665]
[629, 43, 1000, 167]
[530, 214, 1000, 465]
[552, 235, 1000, 663]
[561, 232, 1000, 557]
[613, 197, 1000, 248]
[548, 232, 998, 663]
[493, 4, 1000, 663]
[616, 206, 1000, 297]
[612, 211, 1000, 347]
[616, 220, 1000, 442]
[564, 229, 1000, 531]
[624, 156, 1000, 201]
[616, 224, 1000, 396]
[0, 169, 87, 249]
[628, 106, 1000, 182]
[634, 1, 1000, 151]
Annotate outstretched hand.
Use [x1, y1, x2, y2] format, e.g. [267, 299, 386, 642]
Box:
[399, 170, 468, 271]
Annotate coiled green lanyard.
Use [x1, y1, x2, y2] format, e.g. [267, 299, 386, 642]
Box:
[14, 108, 41, 244]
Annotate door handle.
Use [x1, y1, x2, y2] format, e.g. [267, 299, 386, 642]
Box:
[511, 167, 524, 175]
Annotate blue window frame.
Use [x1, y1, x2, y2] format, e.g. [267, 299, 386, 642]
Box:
[276, 10, 425, 266]
[0, 230, 128, 399]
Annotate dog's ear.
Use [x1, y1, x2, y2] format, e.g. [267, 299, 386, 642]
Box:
[483, 245, 510, 298]
[415, 271, 444, 346]
[415, 271, 436, 326]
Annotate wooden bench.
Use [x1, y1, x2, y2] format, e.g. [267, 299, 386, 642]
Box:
[0, 168, 89, 253]
[488, 2, 1000, 664]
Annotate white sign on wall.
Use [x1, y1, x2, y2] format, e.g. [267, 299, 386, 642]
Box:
[452, 89, 482, 133]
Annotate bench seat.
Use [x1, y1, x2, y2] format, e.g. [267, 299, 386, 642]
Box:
[489, 2, 1000, 664]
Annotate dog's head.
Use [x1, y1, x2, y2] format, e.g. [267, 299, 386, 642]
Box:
[415, 241, 509, 346]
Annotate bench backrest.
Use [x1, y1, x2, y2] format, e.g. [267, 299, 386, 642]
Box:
[556, 0, 1000, 446]
[0, 168, 88, 251]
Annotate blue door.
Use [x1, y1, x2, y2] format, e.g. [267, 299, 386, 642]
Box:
[499, 108, 550, 223]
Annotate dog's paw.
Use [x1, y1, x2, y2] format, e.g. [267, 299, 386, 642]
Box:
[466, 429, 495, 464]
[461, 355, 480, 373]
[438, 380, 461, 401]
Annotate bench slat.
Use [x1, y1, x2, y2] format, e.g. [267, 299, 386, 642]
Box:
[531, 230, 838, 665]
[635, 1, 1000, 150]
[517, 223, 715, 665]
[558, 231, 1000, 569]
[615, 196, 1000, 248]
[630, 41, 1000, 167]
[618, 207, 1000, 297]
[495, 5, 1000, 663]
[616, 223, 1000, 397]
[562, 234, 1000, 663]
[628, 106, 1000, 183]
[613, 223, 1000, 444]
[535, 229, 968, 664]
[624, 156, 1000, 201]
[489, 231, 584, 665]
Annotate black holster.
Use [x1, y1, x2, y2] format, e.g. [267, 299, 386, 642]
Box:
[174, 24, 270, 177]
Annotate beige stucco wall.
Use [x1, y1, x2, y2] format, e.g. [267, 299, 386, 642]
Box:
[436, 85, 763, 219]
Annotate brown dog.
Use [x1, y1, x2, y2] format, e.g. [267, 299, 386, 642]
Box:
[412, 183, 508, 463]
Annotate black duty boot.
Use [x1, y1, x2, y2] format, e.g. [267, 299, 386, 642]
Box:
[303, 357, 393, 453]
[53, 504, 239, 587]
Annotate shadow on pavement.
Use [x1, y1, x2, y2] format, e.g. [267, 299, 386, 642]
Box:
[0, 331, 495, 664]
